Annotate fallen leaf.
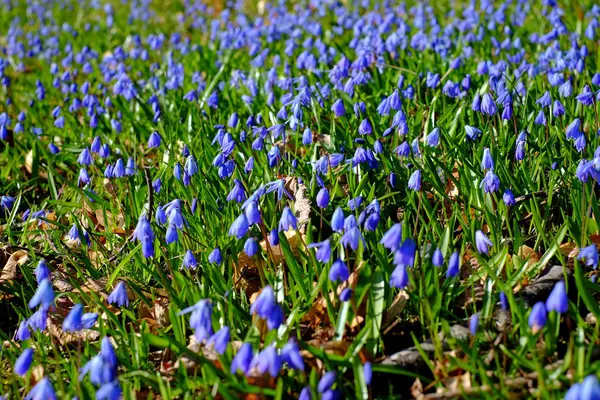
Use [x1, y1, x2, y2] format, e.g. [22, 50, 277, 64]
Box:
[517, 245, 541, 266]
[0, 249, 29, 282]
[382, 290, 409, 330]
[47, 313, 100, 346]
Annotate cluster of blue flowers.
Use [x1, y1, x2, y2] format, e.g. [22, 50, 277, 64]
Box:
[2, 0, 600, 397]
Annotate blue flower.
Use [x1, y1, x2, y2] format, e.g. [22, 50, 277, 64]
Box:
[82, 313, 98, 329]
[27, 308, 48, 332]
[481, 148, 494, 170]
[322, 390, 341, 400]
[0, 195, 15, 211]
[331, 207, 345, 232]
[77, 148, 93, 165]
[252, 344, 281, 377]
[281, 341, 304, 371]
[394, 142, 411, 158]
[579, 375, 600, 399]
[475, 230, 493, 255]
[578, 245, 598, 269]
[481, 94, 497, 115]
[229, 214, 249, 239]
[316, 187, 330, 209]
[244, 238, 259, 257]
[96, 381, 122, 400]
[231, 343, 254, 375]
[465, 126, 481, 140]
[302, 128, 313, 146]
[566, 118, 581, 140]
[534, 110, 546, 126]
[358, 118, 372, 135]
[503, 189, 516, 206]
[408, 170, 422, 191]
[536, 91, 552, 108]
[34, 259, 51, 284]
[329, 259, 349, 282]
[15, 320, 31, 341]
[426, 127, 440, 147]
[339, 288, 353, 302]
[576, 86, 595, 106]
[182, 250, 197, 269]
[14, 348, 34, 377]
[380, 223, 403, 251]
[340, 226, 363, 251]
[133, 215, 154, 258]
[446, 252, 460, 278]
[363, 362, 372, 385]
[426, 72, 440, 88]
[107, 281, 129, 307]
[147, 131, 162, 148]
[25, 377, 56, 400]
[309, 240, 332, 263]
[279, 207, 298, 232]
[269, 229, 279, 246]
[318, 371, 336, 393]
[266, 304, 284, 330]
[394, 238, 417, 267]
[472, 93, 481, 112]
[552, 100, 564, 117]
[207, 326, 230, 355]
[331, 99, 346, 117]
[515, 141, 526, 161]
[432, 248, 444, 267]
[481, 170, 500, 193]
[28, 278, 54, 309]
[179, 299, 213, 342]
[208, 248, 222, 265]
[546, 281, 568, 314]
[528, 302, 547, 333]
[80, 354, 115, 385]
[500, 292, 509, 310]
[62, 304, 85, 332]
[390, 264, 409, 288]
[469, 313, 479, 336]
[250, 285, 276, 319]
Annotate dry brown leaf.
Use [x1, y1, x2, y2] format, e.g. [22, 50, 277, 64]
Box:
[411, 378, 425, 400]
[24, 150, 48, 178]
[560, 236, 600, 259]
[382, 290, 409, 329]
[559, 242, 578, 257]
[517, 245, 541, 266]
[293, 182, 311, 234]
[47, 314, 100, 346]
[446, 165, 460, 200]
[438, 371, 471, 394]
[0, 249, 29, 282]
[303, 262, 365, 329]
[234, 230, 305, 298]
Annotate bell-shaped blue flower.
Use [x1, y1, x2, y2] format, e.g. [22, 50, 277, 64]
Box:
[528, 302, 547, 333]
[446, 251, 460, 278]
[545, 281, 568, 314]
[329, 259, 349, 282]
[28, 278, 54, 309]
[14, 348, 34, 377]
[309, 239, 332, 263]
[25, 377, 56, 400]
[230, 343, 253, 375]
[107, 281, 129, 307]
[475, 230, 493, 255]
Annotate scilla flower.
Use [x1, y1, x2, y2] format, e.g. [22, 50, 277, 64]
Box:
[475, 230, 493, 255]
[528, 302, 547, 333]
